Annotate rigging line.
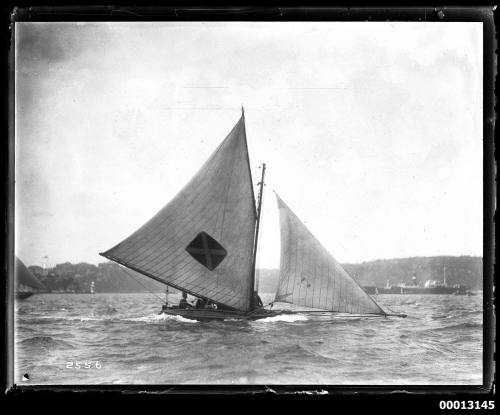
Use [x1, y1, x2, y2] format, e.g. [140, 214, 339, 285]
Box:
[119, 265, 166, 303]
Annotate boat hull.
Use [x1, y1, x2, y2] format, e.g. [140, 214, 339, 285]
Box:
[160, 307, 289, 321]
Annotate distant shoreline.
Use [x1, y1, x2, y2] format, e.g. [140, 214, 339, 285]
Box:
[26, 255, 483, 294]
[35, 290, 484, 295]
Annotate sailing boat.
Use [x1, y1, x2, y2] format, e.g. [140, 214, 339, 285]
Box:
[100, 109, 404, 321]
[15, 256, 46, 300]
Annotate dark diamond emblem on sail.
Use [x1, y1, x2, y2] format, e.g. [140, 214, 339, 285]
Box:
[186, 232, 227, 271]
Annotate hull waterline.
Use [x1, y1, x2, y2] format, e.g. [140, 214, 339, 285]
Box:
[160, 307, 291, 321]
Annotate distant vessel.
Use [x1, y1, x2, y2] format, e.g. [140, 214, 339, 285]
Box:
[363, 266, 469, 295]
[89, 281, 95, 294]
[15, 257, 46, 300]
[101, 110, 405, 320]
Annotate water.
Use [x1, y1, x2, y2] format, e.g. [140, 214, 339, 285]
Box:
[14, 293, 483, 385]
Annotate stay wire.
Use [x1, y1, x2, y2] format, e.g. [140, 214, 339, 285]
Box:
[119, 265, 166, 304]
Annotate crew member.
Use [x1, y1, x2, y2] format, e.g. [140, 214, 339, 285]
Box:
[253, 292, 263, 308]
[179, 291, 190, 309]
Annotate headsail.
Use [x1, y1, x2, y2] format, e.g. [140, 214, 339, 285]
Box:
[101, 113, 257, 312]
[275, 195, 385, 315]
[15, 257, 46, 291]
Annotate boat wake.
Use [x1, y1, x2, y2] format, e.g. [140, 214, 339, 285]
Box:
[124, 313, 198, 324]
[254, 313, 309, 323]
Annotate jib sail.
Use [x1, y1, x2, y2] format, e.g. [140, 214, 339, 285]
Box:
[274, 195, 385, 315]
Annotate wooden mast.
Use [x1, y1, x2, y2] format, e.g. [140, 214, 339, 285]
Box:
[250, 162, 266, 310]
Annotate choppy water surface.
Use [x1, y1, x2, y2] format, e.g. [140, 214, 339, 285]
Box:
[15, 293, 482, 385]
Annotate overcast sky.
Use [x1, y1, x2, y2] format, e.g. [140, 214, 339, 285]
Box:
[15, 22, 483, 268]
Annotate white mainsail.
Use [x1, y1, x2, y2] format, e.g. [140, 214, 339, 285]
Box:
[275, 195, 386, 315]
[101, 113, 257, 312]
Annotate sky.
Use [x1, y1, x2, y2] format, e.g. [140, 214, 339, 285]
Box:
[15, 22, 483, 268]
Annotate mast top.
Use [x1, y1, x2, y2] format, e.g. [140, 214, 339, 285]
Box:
[241, 105, 245, 117]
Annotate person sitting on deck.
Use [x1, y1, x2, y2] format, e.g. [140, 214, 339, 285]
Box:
[178, 292, 190, 309]
[195, 297, 206, 309]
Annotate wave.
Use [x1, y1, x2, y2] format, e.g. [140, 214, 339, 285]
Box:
[21, 313, 198, 324]
[431, 322, 483, 332]
[79, 316, 111, 322]
[254, 314, 309, 323]
[124, 313, 198, 324]
[399, 299, 419, 306]
[18, 335, 74, 349]
[96, 305, 118, 315]
[271, 343, 341, 363]
[37, 316, 112, 322]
